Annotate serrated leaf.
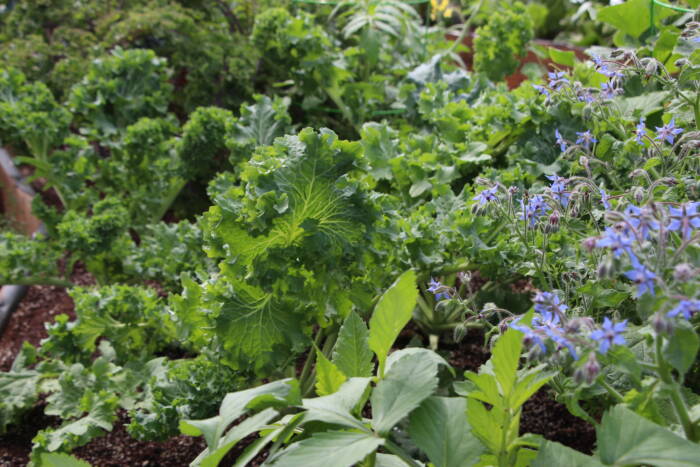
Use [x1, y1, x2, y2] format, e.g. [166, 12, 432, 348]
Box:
[271, 431, 384, 467]
[371, 351, 440, 435]
[332, 311, 374, 378]
[368, 270, 418, 376]
[466, 397, 501, 453]
[315, 350, 347, 396]
[491, 329, 523, 397]
[409, 397, 483, 467]
[598, 405, 700, 466]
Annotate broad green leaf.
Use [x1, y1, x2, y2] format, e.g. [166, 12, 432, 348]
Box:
[271, 431, 384, 467]
[465, 372, 501, 407]
[532, 441, 603, 467]
[385, 347, 451, 374]
[663, 321, 700, 375]
[408, 397, 483, 467]
[466, 398, 501, 453]
[368, 270, 418, 376]
[548, 48, 575, 67]
[332, 311, 374, 378]
[597, 0, 674, 39]
[303, 377, 371, 429]
[598, 405, 700, 466]
[191, 408, 279, 467]
[653, 29, 680, 64]
[40, 453, 93, 467]
[181, 379, 299, 450]
[375, 454, 412, 467]
[511, 368, 554, 409]
[371, 351, 440, 435]
[491, 329, 523, 397]
[315, 350, 347, 396]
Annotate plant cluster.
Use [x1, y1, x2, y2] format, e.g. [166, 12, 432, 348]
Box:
[0, 1, 699, 467]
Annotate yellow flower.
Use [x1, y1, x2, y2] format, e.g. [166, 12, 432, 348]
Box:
[431, 0, 454, 20]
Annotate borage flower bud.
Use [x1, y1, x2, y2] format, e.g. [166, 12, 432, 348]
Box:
[675, 58, 689, 69]
[582, 353, 600, 384]
[673, 263, 696, 282]
[579, 156, 589, 169]
[582, 236, 597, 252]
[652, 312, 673, 335]
[633, 187, 645, 204]
[597, 258, 613, 279]
[629, 169, 648, 179]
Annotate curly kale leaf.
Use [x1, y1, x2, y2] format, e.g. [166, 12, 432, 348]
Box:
[177, 106, 235, 182]
[0, 67, 71, 160]
[123, 221, 214, 292]
[0, 232, 63, 285]
[226, 94, 293, 167]
[473, 2, 533, 82]
[190, 128, 377, 371]
[67, 48, 173, 134]
[43, 286, 175, 364]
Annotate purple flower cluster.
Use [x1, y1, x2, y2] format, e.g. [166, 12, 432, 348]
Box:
[472, 186, 498, 206]
[520, 195, 550, 227]
[547, 174, 570, 208]
[511, 292, 578, 359]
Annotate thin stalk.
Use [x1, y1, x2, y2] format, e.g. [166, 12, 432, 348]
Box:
[446, 0, 484, 55]
[655, 336, 698, 441]
[6, 277, 73, 287]
[598, 378, 624, 403]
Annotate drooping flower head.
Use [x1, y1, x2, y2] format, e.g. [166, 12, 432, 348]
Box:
[634, 117, 647, 145]
[554, 129, 567, 152]
[427, 278, 451, 301]
[624, 205, 659, 240]
[667, 300, 700, 320]
[519, 195, 550, 227]
[547, 174, 570, 208]
[548, 71, 569, 90]
[595, 227, 635, 259]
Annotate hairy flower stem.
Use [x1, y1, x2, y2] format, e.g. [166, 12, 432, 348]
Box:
[655, 335, 698, 441]
[597, 378, 624, 403]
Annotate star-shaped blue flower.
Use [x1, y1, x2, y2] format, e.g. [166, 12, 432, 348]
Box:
[590, 317, 627, 354]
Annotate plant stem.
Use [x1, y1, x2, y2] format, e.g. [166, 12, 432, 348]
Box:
[655, 335, 698, 441]
[598, 378, 624, 403]
[6, 277, 74, 287]
[384, 439, 422, 467]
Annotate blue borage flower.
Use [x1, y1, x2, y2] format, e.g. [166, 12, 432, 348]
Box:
[533, 84, 550, 97]
[427, 278, 451, 301]
[547, 71, 569, 90]
[595, 227, 635, 259]
[600, 82, 622, 99]
[634, 117, 647, 145]
[667, 202, 700, 241]
[547, 174, 570, 208]
[575, 130, 597, 149]
[624, 205, 659, 240]
[472, 186, 498, 206]
[624, 256, 657, 297]
[655, 118, 684, 144]
[519, 195, 550, 227]
[667, 300, 700, 320]
[554, 129, 567, 152]
[590, 317, 627, 354]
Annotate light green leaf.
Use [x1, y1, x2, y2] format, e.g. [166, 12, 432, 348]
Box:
[409, 180, 432, 198]
[409, 397, 483, 467]
[303, 377, 371, 430]
[315, 350, 347, 396]
[598, 405, 700, 466]
[466, 398, 501, 453]
[371, 351, 440, 435]
[271, 431, 384, 467]
[40, 453, 93, 467]
[663, 321, 700, 375]
[332, 311, 374, 378]
[491, 329, 523, 397]
[368, 270, 418, 376]
[375, 454, 413, 467]
[532, 441, 603, 467]
[597, 0, 674, 39]
[548, 48, 575, 67]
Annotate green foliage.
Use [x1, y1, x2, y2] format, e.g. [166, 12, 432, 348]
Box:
[466, 327, 553, 466]
[67, 48, 172, 135]
[0, 67, 71, 159]
[0, 232, 62, 285]
[473, 2, 534, 82]
[177, 106, 235, 181]
[189, 128, 377, 372]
